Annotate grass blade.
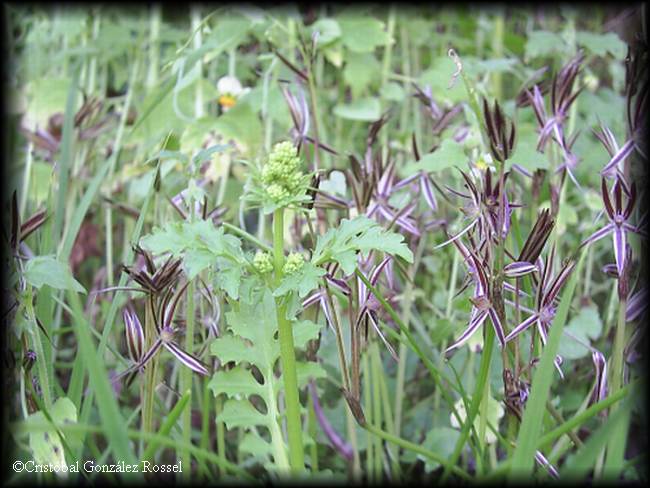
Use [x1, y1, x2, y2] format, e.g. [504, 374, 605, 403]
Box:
[508, 251, 585, 480]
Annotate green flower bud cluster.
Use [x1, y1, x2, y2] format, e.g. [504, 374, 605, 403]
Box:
[253, 250, 274, 274]
[262, 141, 303, 202]
[283, 252, 305, 275]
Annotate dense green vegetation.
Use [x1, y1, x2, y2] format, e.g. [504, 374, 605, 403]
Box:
[3, 4, 647, 484]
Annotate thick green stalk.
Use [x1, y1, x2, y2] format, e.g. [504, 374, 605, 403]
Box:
[273, 208, 305, 473]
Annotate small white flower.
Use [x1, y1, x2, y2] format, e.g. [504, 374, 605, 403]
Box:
[217, 75, 244, 97]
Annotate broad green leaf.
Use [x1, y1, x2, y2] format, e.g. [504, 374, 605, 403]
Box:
[311, 18, 342, 45]
[524, 31, 566, 59]
[380, 81, 406, 102]
[219, 399, 268, 429]
[558, 306, 602, 360]
[338, 17, 389, 52]
[419, 427, 461, 471]
[333, 97, 381, 121]
[405, 138, 468, 174]
[418, 56, 466, 103]
[576, 31, 626, 59]
[312, 216, 414, 274]
[507, 124, 549, 172]
[274, 261, 326, 298]
[450, 395, 504, 444]
[24, 256, 86, 294]
[24, 397, 77, 476]
[209, 288, 322, 468]
[343, 52, 380, 98]
[140, 219, 245, 280]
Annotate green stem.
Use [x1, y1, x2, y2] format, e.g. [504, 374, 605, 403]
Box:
[26, 289, 52, 408]
[273, 208, 304, 474]
[215, 396, 226, 477]
[308, 394, 319, 471]
[395, 234, 427, 436]
[180, 278, 195, 479]
[441, 327, 495, 482]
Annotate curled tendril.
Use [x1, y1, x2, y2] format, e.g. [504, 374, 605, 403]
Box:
[448, 48, 463, 89]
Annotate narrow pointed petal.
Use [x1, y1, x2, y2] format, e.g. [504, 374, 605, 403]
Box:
[434, 218, 478, 250]
[420, 174, 438, 211]
[163, 341, 209, 376]
[444, 310, 488, 356]
[626, 287, 648, 322]
[589, 350, 608, 405]
[367, 313, 398, 362]
[123, 308, 145, 363]
[612, 227, 627, 277]
[138, 338, 163, 369]
[488, 308, 506, 347]
[535, 451, 560, 479]
[601, 139, 634, 176]
[503, 261, 537, 278]
[579, 223, 614, 249]
[505, 314, 540, 343]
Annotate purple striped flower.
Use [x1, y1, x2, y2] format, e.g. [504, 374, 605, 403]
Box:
[123, 307, 145, 363]
[356, 257, 399, 360]
[503, 261, 537, 278]
[504, 246, 574, 377]
[526, 54, 584, 189]
[580, 175, 640, 277]
[626, 286, 648, 322]
[593, 123, 636, 178]
[589, 350, 608, 407]
[445, 244, 507, 357]
[117, 282, 209, 380]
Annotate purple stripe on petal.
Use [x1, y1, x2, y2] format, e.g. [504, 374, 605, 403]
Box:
[626, 287, 648, 322]
[488, 308, 506, 347]
[367, 313, 399, 361]
[601, 139, 634, 176]
[503, 261, 537, 278]
[393, 173, 420, 191]
[511, 164, 533, 178]
[612, 227, 627, 277]
[444, 310, 488, 356]
[590, 350, 608, 405]
[535, 450, 560, 479]
[326, 275, 351, 296]
[163, 341, 209, 376]
[580, 223, 614, 249]
[320, 296, 336, 331]
[138, 338, 163, 369]
[124, 308, 145, 363]
[420, 174, 438, 212]
[302, 290, 324, 309]
[505, 314, 539, 343]
[433, 218, 478, 250]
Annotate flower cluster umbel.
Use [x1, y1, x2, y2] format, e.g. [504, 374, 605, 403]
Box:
[262, 141, 305, 203]
[245, 140, 313, 213]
